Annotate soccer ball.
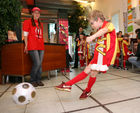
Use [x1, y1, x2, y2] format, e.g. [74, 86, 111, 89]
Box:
[12, 82, 36, 105]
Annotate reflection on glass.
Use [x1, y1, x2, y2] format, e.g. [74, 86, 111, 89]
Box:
[49, 23, 57, 43]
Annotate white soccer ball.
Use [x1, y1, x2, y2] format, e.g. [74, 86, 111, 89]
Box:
[12, 82, 36, 105]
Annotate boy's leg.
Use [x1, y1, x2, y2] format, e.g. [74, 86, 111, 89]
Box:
[55, 64, 92, 91]
[123, 56, 128, 69]
[79, 70, 98, 99]
[123, 60, 126, 68]
[85, 71, 98, 92]
[65, 64, 92, 86]
[116, 57, 120, 67]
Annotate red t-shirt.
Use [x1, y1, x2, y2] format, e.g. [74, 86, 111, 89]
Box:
[23, 19, 44, 50]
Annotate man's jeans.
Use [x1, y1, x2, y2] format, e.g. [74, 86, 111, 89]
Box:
[128, 56, 140, 68]
[29, 50, 44, 83]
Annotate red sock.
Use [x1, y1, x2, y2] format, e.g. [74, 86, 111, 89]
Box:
[116, 59, 119, 67]
[65, 71, 88, 86]
[80, 60, 82, 67]
[123, 60, 126, 68]
[81, 60, 85, 67]
[114, 59, 117, 66]
[85, 77, 96, 92]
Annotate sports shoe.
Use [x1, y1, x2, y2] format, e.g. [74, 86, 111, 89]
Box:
[31, 82, 38, 87]
[116, 66, 122, 69]
[79, 90, 92, 100]
[37, 81, 44, 86]
[123, 67, 128, 70]
[55, 82, 71, 92]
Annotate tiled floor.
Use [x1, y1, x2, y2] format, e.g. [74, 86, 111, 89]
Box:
[0, 67, 140, 113]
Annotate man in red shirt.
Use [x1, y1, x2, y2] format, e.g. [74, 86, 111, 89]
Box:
[23, 7, 44, 87]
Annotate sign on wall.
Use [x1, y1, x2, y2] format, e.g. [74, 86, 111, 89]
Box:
[127, 0, 133, 36]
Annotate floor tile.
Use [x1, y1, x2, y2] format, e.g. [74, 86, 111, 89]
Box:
[129, 76, 140, 81]
[55, 85, 99, 111]
[78, 82, 127, 104]
[1, 68, 140, 113]
[0, 84, 11, 93]
[0, 92, 26, 113]
[25, 87, 64, 113]
[106, 98, 140, 113]
[72, 107, 109, 113]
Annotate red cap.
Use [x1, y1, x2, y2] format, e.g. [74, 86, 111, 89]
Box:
[32, 7, 40, 12]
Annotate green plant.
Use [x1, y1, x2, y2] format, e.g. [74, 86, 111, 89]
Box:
[0, 0, 22, 46]
[68, 1, 88, 33]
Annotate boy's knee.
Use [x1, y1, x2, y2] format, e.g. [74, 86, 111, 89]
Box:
[84, 65, 91, 74]
[90, 71, 98, 77]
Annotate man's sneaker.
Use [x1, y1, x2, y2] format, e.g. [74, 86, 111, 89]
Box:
[79, 90, 92, 100]
[55, 82, 71, 92]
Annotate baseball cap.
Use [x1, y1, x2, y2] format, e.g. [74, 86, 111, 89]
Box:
[32, 7, 40, 12]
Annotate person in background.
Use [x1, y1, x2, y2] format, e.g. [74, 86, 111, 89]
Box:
[55, 10, 117, 99]
[119, 31, 123, 37]
[23, 7, 44, 87]
[128, 29, 140, 68]
[113, 32, 123, 69]
[84, 36, 91, 66]
[88, 32, 96, 61]
[77, 34, 86, 69]
[61, 36, 71, 74]
[72, 27, 85, 69]
[122, 33, 132, 70]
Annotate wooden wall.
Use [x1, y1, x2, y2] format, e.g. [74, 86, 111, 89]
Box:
[1, 43, 66, 77]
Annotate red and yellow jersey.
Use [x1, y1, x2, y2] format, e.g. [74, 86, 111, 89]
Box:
[23, 19, 44, 50]
[117, 37, 123, 53]
[83, 42, 91, 59]
[90, 21, 117, 72]
[122, 40, 129, 56]
[77, 40, 85, 54]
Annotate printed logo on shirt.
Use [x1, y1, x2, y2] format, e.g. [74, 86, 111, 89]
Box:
[96, 37, 106, 56]
[35, 27, 42, 39]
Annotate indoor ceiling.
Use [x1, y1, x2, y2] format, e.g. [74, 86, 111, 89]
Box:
[21, 0, 75, 10]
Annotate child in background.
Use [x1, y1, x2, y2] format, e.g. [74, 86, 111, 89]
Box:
[55, 10, 117, 99]
[77, 34, 86, 69]
[122, 33, 131, 70]
[84, 39, 91, 66]
[113, 32, 123, 69]
[88, 32, 96, 62]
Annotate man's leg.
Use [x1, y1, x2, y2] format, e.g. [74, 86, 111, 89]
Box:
[128, 56, 140, 68]
[74, 46, 78, 68]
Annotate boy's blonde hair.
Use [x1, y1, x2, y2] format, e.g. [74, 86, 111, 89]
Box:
[88, 10, 105, 22]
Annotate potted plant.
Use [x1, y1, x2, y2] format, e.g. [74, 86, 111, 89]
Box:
[68, 1, 88, 34]
[0, 0, 22, 83]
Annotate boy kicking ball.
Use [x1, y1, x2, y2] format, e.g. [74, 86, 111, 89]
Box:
[55, 10, 117, 99]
